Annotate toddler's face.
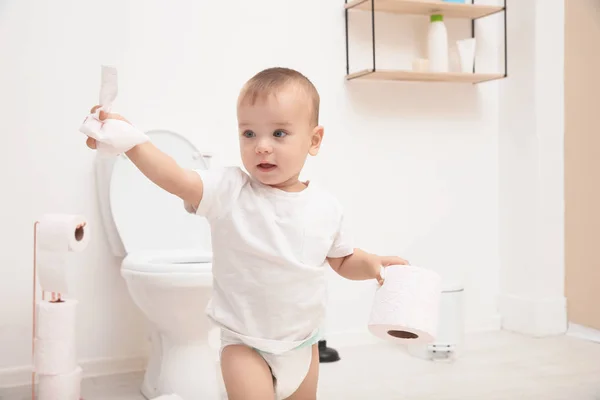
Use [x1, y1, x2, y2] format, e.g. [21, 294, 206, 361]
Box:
[237, 87, 322, 191]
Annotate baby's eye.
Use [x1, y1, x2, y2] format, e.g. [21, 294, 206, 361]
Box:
[273, 130, 287, 138]
[243, 130, 255, 138]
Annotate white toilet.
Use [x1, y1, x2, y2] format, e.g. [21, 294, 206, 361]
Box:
[95, 129, 219, 399]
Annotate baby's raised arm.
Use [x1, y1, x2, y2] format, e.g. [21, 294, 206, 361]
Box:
[86, 106, 204, 209]
[126, 141, 204, 208]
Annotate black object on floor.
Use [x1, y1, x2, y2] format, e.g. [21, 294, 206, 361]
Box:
[318, 340, 341, 363]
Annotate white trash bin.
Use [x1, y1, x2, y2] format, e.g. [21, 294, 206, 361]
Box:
[407, 279, 464, 361]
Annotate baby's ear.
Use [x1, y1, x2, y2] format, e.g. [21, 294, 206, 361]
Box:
[309, 126, 324, 156]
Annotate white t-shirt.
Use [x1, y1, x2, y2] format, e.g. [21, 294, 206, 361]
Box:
[188, 166, 354, 354]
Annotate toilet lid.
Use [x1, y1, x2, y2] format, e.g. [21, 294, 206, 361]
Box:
[109, 130, 212, 253]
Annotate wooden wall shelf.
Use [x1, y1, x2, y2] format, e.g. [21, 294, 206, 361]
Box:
[345, 0, 504, 19]
[346, 69, 505, 84]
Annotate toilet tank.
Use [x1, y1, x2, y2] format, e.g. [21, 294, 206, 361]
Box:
[94, 129, 213, 257]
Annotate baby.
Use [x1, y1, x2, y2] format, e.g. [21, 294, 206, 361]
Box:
[85, 67, 408, 400]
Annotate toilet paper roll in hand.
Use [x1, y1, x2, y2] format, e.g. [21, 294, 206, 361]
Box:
[35, 299, 78, 341]
[79, 65, 150, 155]
[36, 214, 89, 295]
[38, 366, 82, 400]
[368, 265, 442, 344]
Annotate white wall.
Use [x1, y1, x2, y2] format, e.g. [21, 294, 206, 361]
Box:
[498, 0, 567, 336]
[0, 0, 503, 384]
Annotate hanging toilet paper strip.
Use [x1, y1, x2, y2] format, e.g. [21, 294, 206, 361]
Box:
[99, 65, 118, 112]
[79, 65, 149, 155]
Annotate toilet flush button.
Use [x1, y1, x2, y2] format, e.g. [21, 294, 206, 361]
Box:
[193, 152, 213, 159]
[193, 152, 213, 168]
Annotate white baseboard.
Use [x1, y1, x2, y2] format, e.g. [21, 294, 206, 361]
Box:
[466, 314, 503, 333]
[326, 330, 380, 348]
[0, 355, 147, 389]
[567, 323, 600, 343]
[499, 293, 568, 336]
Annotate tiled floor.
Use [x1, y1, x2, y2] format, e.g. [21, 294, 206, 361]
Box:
[2, 330, 600, 399]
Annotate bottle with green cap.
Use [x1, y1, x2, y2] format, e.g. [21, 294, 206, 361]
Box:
[427, 14, 448, 72]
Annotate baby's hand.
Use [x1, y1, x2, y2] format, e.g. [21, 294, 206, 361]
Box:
[375, 255, 409, 285]
[85, 105, 131, 150]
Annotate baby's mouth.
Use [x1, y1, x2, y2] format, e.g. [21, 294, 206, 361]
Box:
[257, 163, 276, 172]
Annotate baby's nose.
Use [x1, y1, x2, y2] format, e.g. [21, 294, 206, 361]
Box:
[256, 141, 273, 154]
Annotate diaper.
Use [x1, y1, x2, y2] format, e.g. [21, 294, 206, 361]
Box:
[219, 329, 319, 399]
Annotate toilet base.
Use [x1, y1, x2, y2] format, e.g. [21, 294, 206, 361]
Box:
[140, 332, 220, 400]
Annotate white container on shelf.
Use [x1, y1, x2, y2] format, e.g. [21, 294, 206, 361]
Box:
[427, 14, 449, 72]
[457, 38, 476, 73]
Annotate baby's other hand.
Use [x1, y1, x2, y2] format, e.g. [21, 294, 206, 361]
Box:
[376, 255, 409, 285]
[85, 105, 131, 150]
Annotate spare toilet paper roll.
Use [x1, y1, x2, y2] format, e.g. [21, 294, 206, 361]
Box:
[34, 337, 77, 375]
[38, 365, 82, 400]
[35, 299, 78, 341]
[37, 214, 89, 294]
[368, 265, 442, 344]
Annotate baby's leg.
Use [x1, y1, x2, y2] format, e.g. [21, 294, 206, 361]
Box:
[284, 344, 319, 400]
[221, 344, 275, 400]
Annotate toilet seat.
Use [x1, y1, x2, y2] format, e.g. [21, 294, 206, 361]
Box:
[122, 249, 213, 274]
[122, 249, 213, 287]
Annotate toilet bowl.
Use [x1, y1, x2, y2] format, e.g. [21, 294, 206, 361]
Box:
[95, 129, 218, 399]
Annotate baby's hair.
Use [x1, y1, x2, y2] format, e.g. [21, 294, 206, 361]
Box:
[238, 67, 320, 127]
